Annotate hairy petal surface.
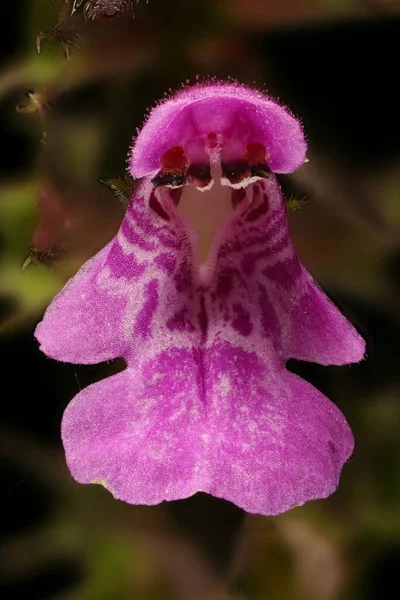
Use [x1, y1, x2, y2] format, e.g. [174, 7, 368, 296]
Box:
[130, 83, 307, 177]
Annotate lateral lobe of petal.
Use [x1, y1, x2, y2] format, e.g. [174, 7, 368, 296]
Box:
[35, 180, 203, 365]
[34, 241, 128, 364]
[206, 176, 366, 366]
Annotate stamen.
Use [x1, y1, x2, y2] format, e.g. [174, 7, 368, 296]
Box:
[221, 160, 250, 185]
[161, 146, 188, 172]
[251, 164, 271, 178]
[245, 142, 271, 179]
[151, 172, 187, 187]
[245, 142, 267, 165]
[186, 163, 212, 188]
[152, 146, 188, 187]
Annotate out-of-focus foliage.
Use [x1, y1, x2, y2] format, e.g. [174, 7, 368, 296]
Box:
[0, 179, 61, 331]
[1, 0, 399, 599]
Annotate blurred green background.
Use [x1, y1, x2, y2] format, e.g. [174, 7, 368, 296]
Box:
[1, 1, 399, 598]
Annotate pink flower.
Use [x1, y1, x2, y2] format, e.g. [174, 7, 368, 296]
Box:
[35, 82, 365, 515]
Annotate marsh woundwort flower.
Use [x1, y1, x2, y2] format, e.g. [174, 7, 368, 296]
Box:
[35, 82, 365, 515]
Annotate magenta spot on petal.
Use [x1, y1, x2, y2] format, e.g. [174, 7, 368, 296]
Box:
[166, 309, 196, 332]
[108, 242, 146, 279]
[231, 303, 253, 336]
[133, 279, 159, 339]
[121, 218, 156, 252]
[149, 191, 170, 221]
[241, 239, 287, 277]
[221, 229, 280, 259]
[216, 268, 234, 298]
[328, 441, 337, 455]
[258, 283, 282, 351]
[246, 193, 269, 222]
[154, 252, 176, 275]
[174, 259, 192, 293]
[263, 256, 302, 289]
[198, 295, 208, 340]
[241, 253, 258, 277]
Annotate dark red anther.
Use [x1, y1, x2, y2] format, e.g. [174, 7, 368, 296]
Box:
[151, 172, 187, 187]
[186, 163, 212, 188]
[152, 146, 188, 188]
[245, 142, 267, 166]
[160, 146, 188, 173]
[221, 160, 250, 184]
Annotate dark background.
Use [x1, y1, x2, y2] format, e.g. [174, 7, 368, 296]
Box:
[1, 1, 399, 598]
